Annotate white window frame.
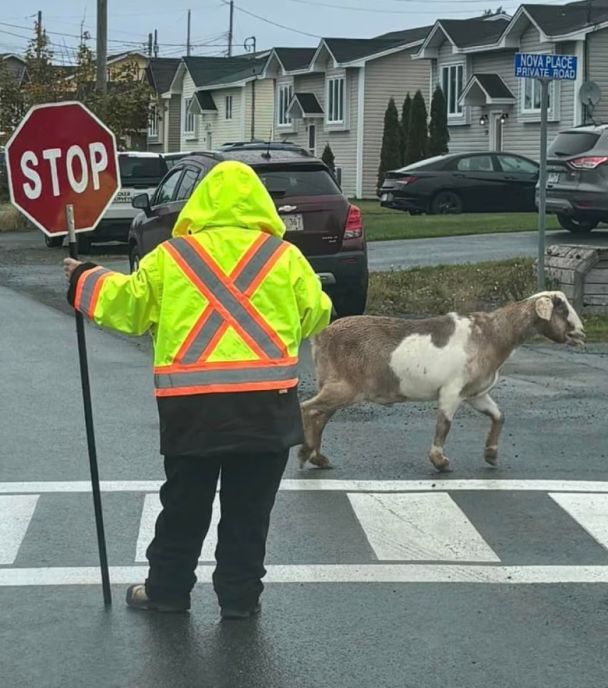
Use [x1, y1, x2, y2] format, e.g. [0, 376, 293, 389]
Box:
[184, 97, 195, 136]
[521, 78, 554, 114]
[277, 80, 294, 128]
[441, 63, 465, 118]
[225, 95, 233, 121]
[148, 104, 159, 138]
[326, 73, 346, 125]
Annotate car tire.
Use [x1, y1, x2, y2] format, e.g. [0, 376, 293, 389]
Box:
[557, 214, 599, 233]
[129, 244, 141, 274]
[431, 190, 463, 215]
[44, 234, 64, 248]
[332, 285, 368, 318]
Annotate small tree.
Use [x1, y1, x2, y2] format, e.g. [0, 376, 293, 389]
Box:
[428, 86, 449, 157]
[22, 22, 68, 106]
[377, 98, 402, 193]
[400, 93, 412, 165]
[321, 143, 335, 172]
[405, 90, 428, 165]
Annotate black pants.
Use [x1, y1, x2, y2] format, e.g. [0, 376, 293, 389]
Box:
[145, 451, 288, 609]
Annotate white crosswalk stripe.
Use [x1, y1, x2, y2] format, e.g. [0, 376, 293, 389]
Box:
[550, 493, 608, 550]
[0, 495, 39, 565]
[348, 492, 500, 562]
[135, 493, 220, 563]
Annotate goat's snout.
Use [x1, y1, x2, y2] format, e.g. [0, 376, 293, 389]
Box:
[566, 326, 586, 347]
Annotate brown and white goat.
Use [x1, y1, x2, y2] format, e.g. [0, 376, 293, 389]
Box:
[299, 292, 585, 472]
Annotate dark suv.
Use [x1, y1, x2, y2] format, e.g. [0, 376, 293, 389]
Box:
[545, 125, 608, 232]
[128, 144, 368, 316]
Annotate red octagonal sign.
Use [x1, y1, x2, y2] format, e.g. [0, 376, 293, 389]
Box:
[6, 101, 120, 236]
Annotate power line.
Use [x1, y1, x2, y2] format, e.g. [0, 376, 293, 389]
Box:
[283, 0, 504, 10]
[224, 1, 322, 38]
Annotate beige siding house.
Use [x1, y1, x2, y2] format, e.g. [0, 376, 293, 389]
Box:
[145, 58, 181, 153]
[265, 31, 432, 198]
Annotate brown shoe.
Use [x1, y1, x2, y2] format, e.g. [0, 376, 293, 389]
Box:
[125, 584, 190, 613]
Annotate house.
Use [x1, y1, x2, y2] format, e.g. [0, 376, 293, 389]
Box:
[168, 54, 273, 152]
[0, 54, 27, 85]
[265, 29, 432, 198]
[145, 58, 181, 153]
[414, 1, 608, 160]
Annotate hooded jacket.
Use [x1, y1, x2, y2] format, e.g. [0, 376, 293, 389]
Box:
[68, 161, 332, 457]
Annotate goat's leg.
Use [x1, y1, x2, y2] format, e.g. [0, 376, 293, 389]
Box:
[467, 393, 505, 467]
[299, 382, 356, 469]
[429, 388, 463, 472]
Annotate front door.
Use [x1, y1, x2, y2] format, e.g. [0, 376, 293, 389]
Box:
[308, 124, 316, 156]
[490, 113, 504, 152]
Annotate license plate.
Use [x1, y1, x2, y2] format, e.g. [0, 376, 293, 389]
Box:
[282, 214, 304, 232]
[114, 192, 132, 204]
[548, 172, 560, 184]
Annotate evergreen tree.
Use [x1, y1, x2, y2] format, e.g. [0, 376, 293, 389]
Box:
[321, 143, 335, 172]
[428, 86, 450, 157]
[400, 93, 412, 165]
[23, 22, 67, 105]
[377, 98, 402, 193]
[405, 90, 428, 165]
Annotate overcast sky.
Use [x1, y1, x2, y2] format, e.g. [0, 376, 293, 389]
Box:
[0, 0, 567, 62]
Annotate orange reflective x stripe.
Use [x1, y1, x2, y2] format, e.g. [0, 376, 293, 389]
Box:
[74, 266, 111, 319]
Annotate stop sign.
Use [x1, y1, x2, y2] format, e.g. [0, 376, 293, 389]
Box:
[6, 101, 120, 236]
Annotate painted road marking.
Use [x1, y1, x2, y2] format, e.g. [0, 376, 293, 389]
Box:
[550, 493, 608, 550]
[349, 493, 500, 562]
[0, 495, 39, 565]
[135, 493, 219, 563]
[3, 479, 608, 494]
[4, 565, 608, 586]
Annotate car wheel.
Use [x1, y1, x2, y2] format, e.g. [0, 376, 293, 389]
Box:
[44, 234, 64, 248]
[431, 190, 463, 215]
[332, 285, 368, 318]
[129, 244, 141, 274]
[557, 214, 599, 233]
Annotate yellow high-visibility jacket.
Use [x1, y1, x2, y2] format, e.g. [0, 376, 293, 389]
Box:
[69, 161, 332, 456]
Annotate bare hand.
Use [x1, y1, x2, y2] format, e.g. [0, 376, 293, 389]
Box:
[63, 258, 83, 281]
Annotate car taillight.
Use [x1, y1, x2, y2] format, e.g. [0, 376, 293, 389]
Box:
[344, 204, 363, 240]
[396, 175, 417, 185]
[568, 156, 608, 169]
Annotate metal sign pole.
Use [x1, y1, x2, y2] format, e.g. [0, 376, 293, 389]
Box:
[66, 206, 112, 606]
[538, 78, 549, 291]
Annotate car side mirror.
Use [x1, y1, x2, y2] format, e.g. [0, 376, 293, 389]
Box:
[132, 193, 151, 217]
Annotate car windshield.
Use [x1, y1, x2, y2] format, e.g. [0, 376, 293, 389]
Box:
[548, 132, 601, 157]
[119, 155, 168, 186]
[255, 166, 341, 198]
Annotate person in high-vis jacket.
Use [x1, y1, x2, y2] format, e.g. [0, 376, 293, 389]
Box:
[64, 161, 332, 618]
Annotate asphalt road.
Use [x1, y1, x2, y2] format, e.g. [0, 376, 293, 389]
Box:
[2, 231, 608, 687]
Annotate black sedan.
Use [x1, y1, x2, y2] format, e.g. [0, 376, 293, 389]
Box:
[380, 152, 539, 215]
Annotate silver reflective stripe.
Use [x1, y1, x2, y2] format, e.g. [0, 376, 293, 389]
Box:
[155, 363, 299, 389]
[233, 235, 283, 293]
[78, 268, 110, 318]
[180, 310, 224, 365]
[170, 238, 284, 359]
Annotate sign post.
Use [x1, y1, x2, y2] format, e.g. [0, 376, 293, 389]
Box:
[514, 53, 578, 290]
[6, 102, 120, 606]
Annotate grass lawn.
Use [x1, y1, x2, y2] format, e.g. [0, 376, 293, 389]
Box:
[366, 258, 608, 342]
[356, 199, 561, 242]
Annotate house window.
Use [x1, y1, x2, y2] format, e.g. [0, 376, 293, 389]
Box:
[148, 104, 159, 138]
[522, 78, 552, 113]
[278, 82, 293, 127]
[184, 97, 195, 135]
[327, 75, 345, 124]
[441, 64, 464, 117]
[225, 95, 233, 121]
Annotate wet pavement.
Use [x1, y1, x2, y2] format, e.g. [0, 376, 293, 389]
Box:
[2, 231, 608, 688]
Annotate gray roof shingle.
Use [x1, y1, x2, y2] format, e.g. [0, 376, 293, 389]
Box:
[274, 47, 316, 71]
[523, 1, 608, 36]
[438, 16, 510, 47]
[183, 55, 267, 88]
[147, 57, 181, 94]
[470, 73, 515, 99]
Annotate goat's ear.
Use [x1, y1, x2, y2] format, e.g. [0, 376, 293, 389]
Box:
[535, 296, 554, 321]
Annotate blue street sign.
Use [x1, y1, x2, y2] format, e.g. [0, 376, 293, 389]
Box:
[514, 53, 577, 80]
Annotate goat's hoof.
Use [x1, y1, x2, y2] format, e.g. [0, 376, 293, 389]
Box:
[484, 447, 498, 467]
[429, 453, 451, 473]
[310, 452, 333, 469]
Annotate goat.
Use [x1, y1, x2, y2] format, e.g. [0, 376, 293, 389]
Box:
[299, 291, 585, 472]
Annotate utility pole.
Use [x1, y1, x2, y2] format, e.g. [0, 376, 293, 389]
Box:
[245, 36, 256, 140]
[96, 0, 108, 95]
[36, 10, 42, 60]
[147, 33, 153, 57]
[186, 10, 191, 57]
[228, 0, 234, 57]
[153, 29, 159, 57]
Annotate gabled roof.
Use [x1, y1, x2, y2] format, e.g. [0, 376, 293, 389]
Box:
[460, 73, 515, 106]
[147, 57, 181, 95]
[322, 36, 422, 64]
[203, 55, 268, 88]
[273, 47, 316, 72]
[523, 0, 608, 37]
[182, 54, 269, 90]
[0, 53, 25, 63]
[373, 25, 434, 44]
[288, 93, 324, 118]
[107, 50, 149, 64]
[194, 90, 217, 113]
[437, 16, 510, 48]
